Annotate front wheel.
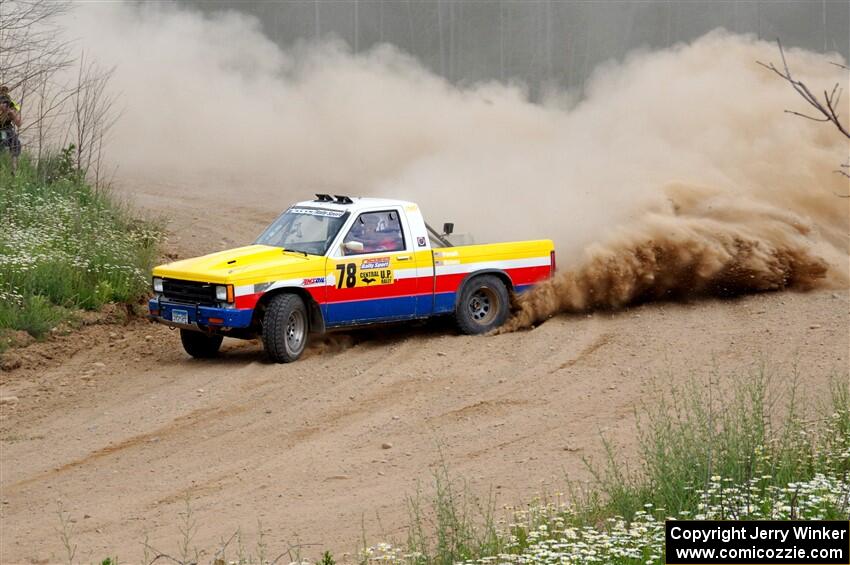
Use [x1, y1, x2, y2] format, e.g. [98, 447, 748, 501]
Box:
[262, 293, 308, 363]
[455, 274, 510, 335]
[180, 329, 223, 358]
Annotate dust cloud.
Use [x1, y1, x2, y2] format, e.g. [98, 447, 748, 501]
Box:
[62, 4, 848, 322]
[501, 183, 836, 331]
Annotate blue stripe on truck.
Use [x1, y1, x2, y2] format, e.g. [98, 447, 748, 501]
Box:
[324, 295, 419, 326]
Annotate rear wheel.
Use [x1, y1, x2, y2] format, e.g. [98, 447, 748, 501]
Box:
[180, 329, 223, 358]
[455, 275, 510, 335]
[262, 293, 308, 363]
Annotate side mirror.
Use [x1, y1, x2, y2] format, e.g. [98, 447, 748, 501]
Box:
[442, 222, 454, 236]
[343, 241, 364, 253]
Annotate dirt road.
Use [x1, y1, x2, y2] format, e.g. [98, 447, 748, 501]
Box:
[1, 178, 847, 563]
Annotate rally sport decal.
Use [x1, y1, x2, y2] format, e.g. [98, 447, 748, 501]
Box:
[334, 260, 394, 288]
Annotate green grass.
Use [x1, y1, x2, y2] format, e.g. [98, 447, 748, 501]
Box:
[583, 367, 849, 523]
[363, 368, 850, 565]
[0, 149, 163, 340]
[404, 452, 504, 564]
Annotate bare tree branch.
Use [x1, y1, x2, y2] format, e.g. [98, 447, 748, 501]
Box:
[1, 0, 118, 181]
[68, 52, 118, 180]
[836, 162, 850, 185]
[759, 39, 850, 198]
[757, 39, 850, 139]
[1, 0, 75, 158]
[783, 109, 831, 122]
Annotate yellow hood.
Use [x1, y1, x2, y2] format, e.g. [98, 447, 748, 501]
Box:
[153, 245, 324, 284]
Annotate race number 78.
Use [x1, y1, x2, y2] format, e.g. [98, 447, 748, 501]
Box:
[336, 263, 357, 289]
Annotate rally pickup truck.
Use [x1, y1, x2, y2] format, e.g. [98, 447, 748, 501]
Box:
[149, 195, 555, 362]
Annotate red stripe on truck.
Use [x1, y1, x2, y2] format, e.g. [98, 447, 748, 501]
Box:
[233, 264, 551, 310]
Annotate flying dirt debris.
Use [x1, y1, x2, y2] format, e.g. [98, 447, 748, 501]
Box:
[501, 182, 836, 332]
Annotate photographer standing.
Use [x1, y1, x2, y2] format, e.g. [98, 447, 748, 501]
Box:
[0, 86, 22, 175]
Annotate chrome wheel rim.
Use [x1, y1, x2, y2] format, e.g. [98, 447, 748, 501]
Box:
[468, 287, 498, 325]
[286, 310, 306, 352]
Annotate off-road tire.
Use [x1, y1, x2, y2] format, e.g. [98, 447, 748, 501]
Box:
[262, 293, 308, 363]
[455, 274, 510, 335]
[180, 329, 223, 358]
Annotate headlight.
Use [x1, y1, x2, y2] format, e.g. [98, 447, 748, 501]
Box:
[152, 277, 163, 293]
[216, 285, 233, 302]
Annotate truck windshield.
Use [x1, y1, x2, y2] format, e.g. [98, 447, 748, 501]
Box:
[255, 207, 350, 256]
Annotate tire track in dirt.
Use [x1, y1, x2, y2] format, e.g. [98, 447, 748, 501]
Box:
[549, 332, 614, 373]
[7, 404, 250, 491]
[438, 399, 532, 421]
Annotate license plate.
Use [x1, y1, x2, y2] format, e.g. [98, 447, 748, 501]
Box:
[171, 309, 189, 324]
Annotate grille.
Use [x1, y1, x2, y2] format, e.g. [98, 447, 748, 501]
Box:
[162, 279, 217, 304]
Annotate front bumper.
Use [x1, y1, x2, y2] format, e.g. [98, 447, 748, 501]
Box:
[148, 298, 254, 329]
